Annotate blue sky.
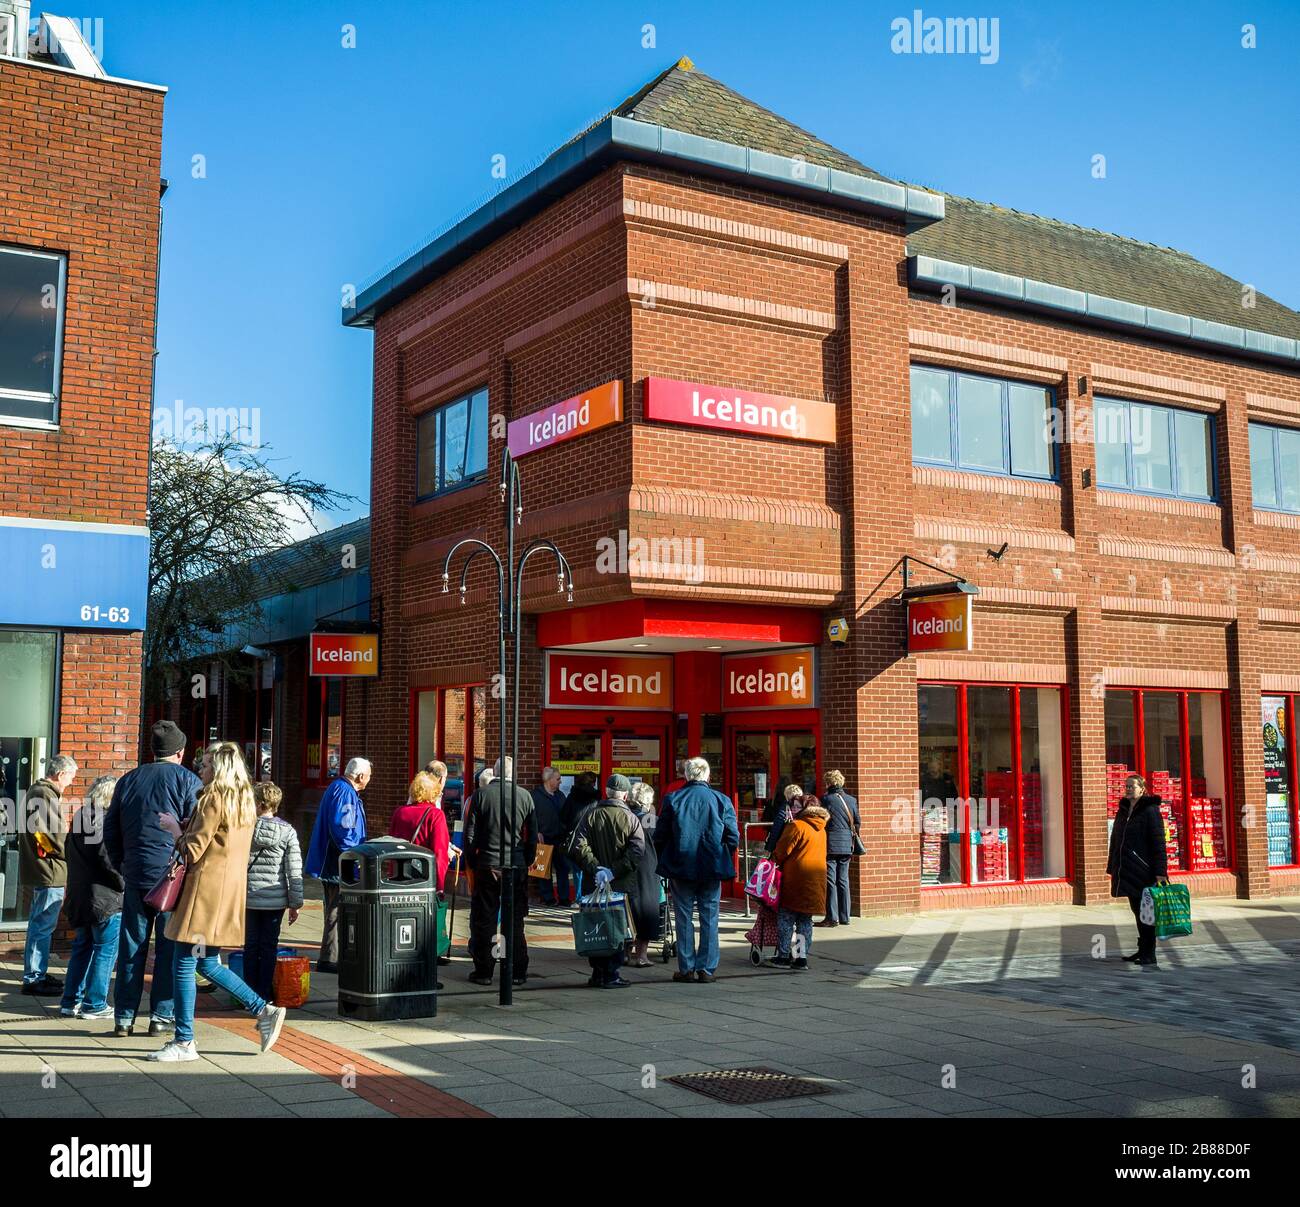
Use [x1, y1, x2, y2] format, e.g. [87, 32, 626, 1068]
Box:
[92, 0, 1300, 533]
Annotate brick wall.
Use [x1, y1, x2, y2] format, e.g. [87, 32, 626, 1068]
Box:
[0, 59, 163, 947]
[360, 155, 1300, 916]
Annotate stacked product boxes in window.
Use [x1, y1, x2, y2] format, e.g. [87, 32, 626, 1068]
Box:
[1148, 771, 1182, 867]
[971, 826, 1010, 880]
[1188, 796, 1228, 869]
[1265, 797, 1293, 867]
[921, 806, 946, 885]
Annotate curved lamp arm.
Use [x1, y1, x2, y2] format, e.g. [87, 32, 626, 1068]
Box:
[441, 538, 504, 612]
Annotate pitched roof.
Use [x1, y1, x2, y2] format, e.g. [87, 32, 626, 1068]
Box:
[250, 517, 371, 598]
[909, 194, 1300, 342]
[609, 59, 894, 182]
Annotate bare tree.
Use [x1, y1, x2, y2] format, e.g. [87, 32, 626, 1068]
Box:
[145, 433, 354, 711]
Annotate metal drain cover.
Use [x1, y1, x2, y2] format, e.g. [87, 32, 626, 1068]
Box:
[668, 1066, 832, 1105]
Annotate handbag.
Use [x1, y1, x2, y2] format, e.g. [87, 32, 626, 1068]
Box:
[528, 842, 555, 879]
[744, 857, 782, 908]
[144, 850, 187, 913]
[833, 793, 866, 857]
[1139, 887, 1156, 926]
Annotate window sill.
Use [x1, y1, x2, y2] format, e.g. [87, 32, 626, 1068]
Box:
[1096, 490, 1220, 519]
[0, 415, 58, 433]
[912, 464, 1062, 500]
[1253, 508, 1300, 529]
[411, 478, 492, 521]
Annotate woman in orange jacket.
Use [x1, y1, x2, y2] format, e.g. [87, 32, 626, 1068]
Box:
[765, 795, 830, 971]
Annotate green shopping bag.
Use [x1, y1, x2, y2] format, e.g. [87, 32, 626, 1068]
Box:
[571, 886, 632, 956]
[436, 897, 450, 957]
[1147, 883, 1192, 940]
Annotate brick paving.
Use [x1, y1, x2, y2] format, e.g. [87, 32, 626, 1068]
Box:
[3, 894, 1299, 1119]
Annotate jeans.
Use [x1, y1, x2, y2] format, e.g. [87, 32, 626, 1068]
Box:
[173, 943, 266, 1045]
[670, 879, 721, 975]
[243, 909, 285, 1002]
[319, 881, 340, 966]
[60, 913, 123, 1010]
[1128, 894, 1157, 960]
[776, 908, 814, 960]
[114, 882, 176, 1025]
[22, 886, 66, 983]
[825, 855, 852, 923]
[539, 848, 572, 905]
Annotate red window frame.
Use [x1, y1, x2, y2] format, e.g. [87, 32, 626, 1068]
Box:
[1105, 687, 1236, 874]
[918, 680, 1074, 889]
[408, 683, 489, 785]
[1259, 692, 1299, 870]
[302, 677, 346, 786]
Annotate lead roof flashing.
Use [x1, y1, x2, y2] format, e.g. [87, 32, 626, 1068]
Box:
[909, 254, 1300, 369]
[342, 115, 943, 329]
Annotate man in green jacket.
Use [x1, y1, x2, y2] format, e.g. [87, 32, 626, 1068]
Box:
[571, 774, 644, 989]
[20, 753, 77, 995]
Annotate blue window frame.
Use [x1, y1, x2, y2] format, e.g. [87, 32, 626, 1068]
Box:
[1093, 395, 1216, 502]
[1250, 421, 1300, 513]
[416, 387, 488, 500]
[910, 365, 1057, 481]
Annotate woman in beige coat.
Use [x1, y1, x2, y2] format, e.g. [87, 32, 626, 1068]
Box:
[148, 741, 287, 1062]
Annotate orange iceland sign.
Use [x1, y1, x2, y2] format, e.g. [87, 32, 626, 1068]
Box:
[309, 632, 380, 677]
[907, 594, 973, 653]
[508, 380, 623, 458]
[545, 652, 673, 710]
[722, 649, 816, 710]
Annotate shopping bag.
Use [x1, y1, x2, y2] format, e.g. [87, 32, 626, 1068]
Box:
[272, 955, 311, 1008]
[528, 842, 555, 879]
[744, 857, 782, 909]
[436, 896, 450, 957]
[1139, 887, 1155, 926]
[1148, 882, 1192, 940]
[571, 885, 631, 956]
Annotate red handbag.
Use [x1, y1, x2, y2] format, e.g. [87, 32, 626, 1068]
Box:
[144, 851, 187, 913]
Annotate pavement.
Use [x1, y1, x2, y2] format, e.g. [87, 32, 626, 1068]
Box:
[3, 887, 1300, 1119]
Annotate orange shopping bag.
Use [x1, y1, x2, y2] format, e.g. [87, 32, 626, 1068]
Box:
[272, 955, 311, 1008]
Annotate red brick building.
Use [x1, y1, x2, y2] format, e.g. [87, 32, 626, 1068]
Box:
[343, 59, 1300, 915]
[0, 15, 164, 938]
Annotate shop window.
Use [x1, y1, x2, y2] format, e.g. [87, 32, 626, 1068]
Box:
[0, 631, 58, 924]
[1094, 396, 1215, 502]
[917, 682, 1068, 887]
[700, 714, 723, 789]
[304, 678, 345, 785]
[1104, 689, 1231, 873]
[410, 684, 487, 818]
[1262, 696, 1298, 867]
[0, 245, 67, 425]
[1249, 422, 1300, 513]
[416, 387, 489, 500]
[910, 365, 1056, 481]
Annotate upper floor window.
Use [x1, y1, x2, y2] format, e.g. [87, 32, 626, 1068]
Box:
[910, 365, 1056, 481]
[1249, 421, 1300, 513]
[416, 387, 488, 500]
[0, 245, 67, 425]
[1093, 396, 1215, 502]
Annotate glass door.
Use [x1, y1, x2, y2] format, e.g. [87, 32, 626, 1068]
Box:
[732, 731, 772, 818]
[610, 731, 663, 795]
[547, 729, 602, 795]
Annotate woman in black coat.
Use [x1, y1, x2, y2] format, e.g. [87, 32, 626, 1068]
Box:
[624, 782, 662, 966]
[59, 775, 125, 1018]
[1106, 774, 1169, 967]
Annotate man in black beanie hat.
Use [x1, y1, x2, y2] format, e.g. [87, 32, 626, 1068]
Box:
[103, 720, 202, 1036]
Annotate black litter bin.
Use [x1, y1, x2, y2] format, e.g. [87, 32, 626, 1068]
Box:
[337, 837, 438, 1021]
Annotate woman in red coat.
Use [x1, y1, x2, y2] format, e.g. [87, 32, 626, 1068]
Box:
[766, 796, 829, 971]
[389, 769, 452, 891]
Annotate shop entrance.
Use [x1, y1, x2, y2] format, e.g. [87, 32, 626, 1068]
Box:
[726, 719, 820, 824]
[543, 714, 670, 796]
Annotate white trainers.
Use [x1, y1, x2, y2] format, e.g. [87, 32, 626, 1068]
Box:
[146, 1040, 198, 1063]
[59, 1005, 82, 1018]
[256, 1004, 286, 1054]
[80, 1005, 114, 1021]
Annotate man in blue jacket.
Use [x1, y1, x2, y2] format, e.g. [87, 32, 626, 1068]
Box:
[305, 756, 370, 973]
[105, 720, 201, 1037]
[654, 756, 739, 984]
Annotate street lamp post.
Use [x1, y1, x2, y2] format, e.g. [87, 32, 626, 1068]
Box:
[441, 449, 571, 1006]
